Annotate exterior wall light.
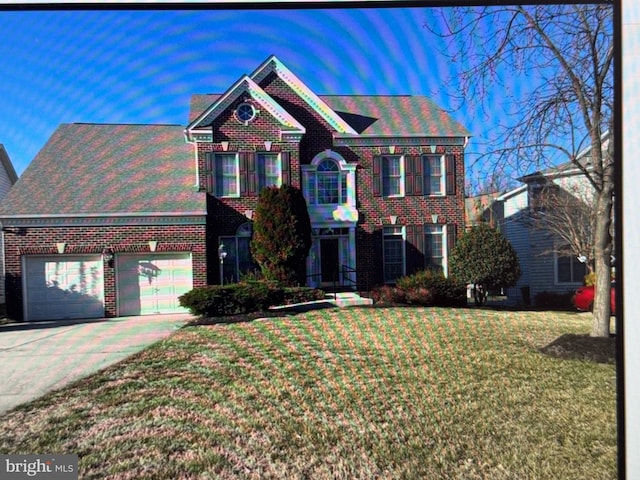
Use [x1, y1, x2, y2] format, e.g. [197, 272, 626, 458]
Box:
[102, 247, 115, 267]
[218, 243, 227, 285]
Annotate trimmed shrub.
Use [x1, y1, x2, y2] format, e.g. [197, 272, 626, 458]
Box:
[449, 224, 521, 305]
[404, 286, 435, 306]
[533, 291, 576, 310]
[179, 281, 283, 317]
[179, 282, 326, 317]
[370, 285, 407, 305]
[251, 185, 312, 285]
[396, 269, 467, 307]
[282, 286, 326, 305]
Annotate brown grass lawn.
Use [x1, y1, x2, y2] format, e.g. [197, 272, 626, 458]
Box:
[0, 307, 617, 479]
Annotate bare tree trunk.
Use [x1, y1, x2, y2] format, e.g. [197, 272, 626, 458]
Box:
[591, 186, 613, 337]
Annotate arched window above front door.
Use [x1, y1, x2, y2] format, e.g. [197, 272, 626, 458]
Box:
[302, 151, 356, 207]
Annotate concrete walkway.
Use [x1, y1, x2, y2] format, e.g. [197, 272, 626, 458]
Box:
[0, 293, 372, 415]
[0, 313, 194, 414]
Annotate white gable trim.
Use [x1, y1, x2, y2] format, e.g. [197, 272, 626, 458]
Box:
[185, 75, 305, 140]
[250, 55, 358, 135]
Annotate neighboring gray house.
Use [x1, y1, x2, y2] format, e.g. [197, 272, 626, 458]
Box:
[0, 145, 19, 303]
[482, 136, 608, 306]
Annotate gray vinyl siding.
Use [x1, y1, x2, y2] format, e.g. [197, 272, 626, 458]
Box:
[499, 188, 532, 306]
[0, 154, 17, 304]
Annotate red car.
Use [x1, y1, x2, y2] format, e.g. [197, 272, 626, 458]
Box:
[572, 282, 616, 315]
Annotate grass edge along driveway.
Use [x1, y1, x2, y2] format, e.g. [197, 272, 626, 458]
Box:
[0, 307, 616, 480]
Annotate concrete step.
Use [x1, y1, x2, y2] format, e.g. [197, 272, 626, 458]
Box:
[269, 292, 373, 313]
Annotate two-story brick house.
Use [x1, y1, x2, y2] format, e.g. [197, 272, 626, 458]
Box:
[0, 55, 470, 321]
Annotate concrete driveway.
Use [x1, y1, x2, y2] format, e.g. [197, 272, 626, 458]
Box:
[0, 313, 194, 414]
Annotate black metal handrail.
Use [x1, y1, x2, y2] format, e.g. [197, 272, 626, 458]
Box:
[305, 272, 337, 300]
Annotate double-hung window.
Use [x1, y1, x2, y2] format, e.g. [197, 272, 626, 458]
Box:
[220, 223, 256, 283]
[556, 251, 586, 283]
[214, 153, 239, 197]
[424, 224, 445, 271]
[257, 153, 281, 190]
[424, 155, 444, 195]
[383, 226, 405, 283]
[382, 156, 403, 197]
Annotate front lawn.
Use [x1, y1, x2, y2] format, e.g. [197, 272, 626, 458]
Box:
[0, 308, 617, 479]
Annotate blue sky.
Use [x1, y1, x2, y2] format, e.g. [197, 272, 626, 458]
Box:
[1, 7, 492, 176]
[1, 6, 532, 182]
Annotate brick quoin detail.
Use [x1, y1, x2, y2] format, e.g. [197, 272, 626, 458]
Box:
[3, 224, 207, 320]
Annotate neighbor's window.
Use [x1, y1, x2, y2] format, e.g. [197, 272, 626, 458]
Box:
[383, 225, 405, 283]
[382, 155, 403, 197]
[557, 252, 586, 283]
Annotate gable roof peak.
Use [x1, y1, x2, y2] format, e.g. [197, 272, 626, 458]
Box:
[185, 73, 305, 138]
[250, 56, 358, 135]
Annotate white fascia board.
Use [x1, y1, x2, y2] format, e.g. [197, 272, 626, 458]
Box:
[185, 74, 305, 138]
[496, 185, 527, 202]
[250, 55, 358, 135]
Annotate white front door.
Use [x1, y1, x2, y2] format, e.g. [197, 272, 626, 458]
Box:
[24, 255, 105, 321]
[116, 253, 193, 316]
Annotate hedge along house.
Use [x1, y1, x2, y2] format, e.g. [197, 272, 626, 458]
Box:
[0, 55, 469, 321]
[187, 56, 470, 291]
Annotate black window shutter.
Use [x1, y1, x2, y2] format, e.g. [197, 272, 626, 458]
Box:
[405, 156, 414, 196]
[446, 154, 456, 195]
[373, 156, 381, 197]
[447, 223, 457, 254]
[247, 152, 257, 195]
[281, 152, 290, 186]
[406, 224, 424, 274]
[204, 152, 215, 194]
[239, 152, 248, 196]
[414, 156, 424, 196]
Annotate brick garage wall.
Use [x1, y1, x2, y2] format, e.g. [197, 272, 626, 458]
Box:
[3, 223, 207, 321]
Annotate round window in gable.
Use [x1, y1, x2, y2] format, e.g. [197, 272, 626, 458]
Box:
[236, 102, 256, 124]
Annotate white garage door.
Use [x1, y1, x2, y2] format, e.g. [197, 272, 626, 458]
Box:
[116, 253, 193, 316]
[24, 255, 105, 321]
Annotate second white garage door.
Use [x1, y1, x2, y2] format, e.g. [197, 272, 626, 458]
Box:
[116, 253, 193, 316]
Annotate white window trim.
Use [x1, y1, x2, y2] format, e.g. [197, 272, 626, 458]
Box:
[424, 224, 449, 277]
[382, 155, 405, 198]
[424, 154, 445, 196]
[554, 250, 586, 285]
[215, 153, 240, 198]
[219, 224, 254, 282]
[383, 225, 406, 283]
[303, 150, 356, 207]
[257, 152, 282, 190]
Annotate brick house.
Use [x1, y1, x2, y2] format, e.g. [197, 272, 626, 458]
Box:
[0, 55, 470, 321]
[0, 144, 19, 303]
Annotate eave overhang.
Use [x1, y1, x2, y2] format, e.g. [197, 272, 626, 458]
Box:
[333, 134, 470, 148]
[185, 74, 306, 142]
[250, 55, 358, 135]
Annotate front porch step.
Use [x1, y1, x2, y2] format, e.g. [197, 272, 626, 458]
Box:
[325, 292, 373, 308]
[269, 292, 373, 313]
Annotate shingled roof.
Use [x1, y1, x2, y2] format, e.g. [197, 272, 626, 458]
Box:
[325, 95, 470, 137]
[188, 93, 470, 138]
[0, 123, 206, 217]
